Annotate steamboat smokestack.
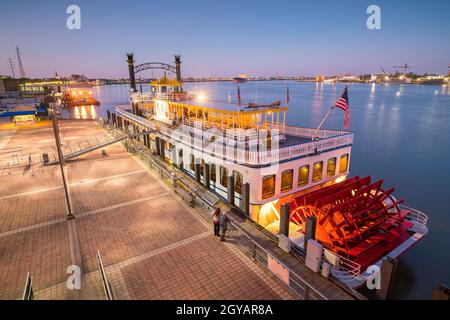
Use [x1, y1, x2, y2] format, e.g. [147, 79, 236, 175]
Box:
[126, 52, 136, 92]
[174, 55, 182, 85]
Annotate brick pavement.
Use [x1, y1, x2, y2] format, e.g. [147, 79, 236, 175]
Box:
[0, 120, 296, 300]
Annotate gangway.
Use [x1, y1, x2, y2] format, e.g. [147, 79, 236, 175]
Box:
[43, 129, 153, 165]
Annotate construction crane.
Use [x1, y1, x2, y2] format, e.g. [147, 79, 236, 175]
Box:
[393, 63, 412, 75]
[6, 58, 16, 78]
[16, 45, 26, 78]
[380, 67, 388, 75]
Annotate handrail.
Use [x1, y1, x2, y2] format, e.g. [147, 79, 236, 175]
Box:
[400, 205, 428, 232]
[115, 106, 354, 166]
[96, 250, 114, 300]
[22, 272, 34, 300]
[227, 220, 328, 300]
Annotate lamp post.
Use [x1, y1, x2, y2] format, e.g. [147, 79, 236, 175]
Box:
[49, 99, 75, 220]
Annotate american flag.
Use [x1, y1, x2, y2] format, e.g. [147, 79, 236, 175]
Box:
[335, 86, 350, 129]
[237, 86, 241, 109]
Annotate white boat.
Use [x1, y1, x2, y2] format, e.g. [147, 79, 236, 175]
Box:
[114, 74, 428, 289]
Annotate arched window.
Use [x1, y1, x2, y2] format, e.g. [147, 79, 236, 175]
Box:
[220, 166, 228, 187]
[281, 169, 293, 192]
[234, 171, 243, 195]
[262, 175, 276, 199]
[327, 157, 337, 178]
[298, 165, 309, 187]
[200, 159, 205, 177]
[339, 154, 349, 174]
[189, 154, 195, 171]
[210, 163, 216, 182]
[312, 161, 323, 182]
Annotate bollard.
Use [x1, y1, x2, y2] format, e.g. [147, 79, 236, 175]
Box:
[375, 256, 398, 300]
[304, 216, 317, 251]
[279, 203, 290, 237]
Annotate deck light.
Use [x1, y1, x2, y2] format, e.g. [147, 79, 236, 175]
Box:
[197, 94, 205, 102]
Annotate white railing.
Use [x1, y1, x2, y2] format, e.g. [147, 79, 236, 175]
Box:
[268, 123, 350, 139]
[115, 106, 354, 166]
[400, 205, 429, 233]
[322, 248, 363, 286]
[61, 133, 117, 157]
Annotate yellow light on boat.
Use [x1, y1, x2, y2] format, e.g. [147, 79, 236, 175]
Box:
[197, 94, 206, 102]
[335, 175, 346, 184]
[259, 199, 280, 220]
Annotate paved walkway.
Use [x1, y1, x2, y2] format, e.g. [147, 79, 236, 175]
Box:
[0, 120, 296, 300]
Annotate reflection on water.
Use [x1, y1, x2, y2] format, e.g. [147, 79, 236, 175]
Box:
[72, 105, 98, 120]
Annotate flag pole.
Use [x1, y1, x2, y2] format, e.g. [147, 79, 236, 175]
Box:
[313, 86, 347, 139]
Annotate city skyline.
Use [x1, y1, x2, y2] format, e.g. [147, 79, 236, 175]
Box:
[1, 0, 449, 78]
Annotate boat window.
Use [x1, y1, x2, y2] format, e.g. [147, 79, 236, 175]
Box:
[298, 165, 310, 187]
[234, 171, 243, 195]
[281, 169, 293, 193]
[210, 164, 216, 182]
[220, 166, 228, 187]
[312, 161, 323, 182]
[161, 86, 167, 93]
[327, 157, 337, 178]
[190, 154, 195, 171]
[339, 154, 349, 174]
[262, 175, 276, 199]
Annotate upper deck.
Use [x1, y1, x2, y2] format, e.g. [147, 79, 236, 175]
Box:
[116, 100, 353, 167]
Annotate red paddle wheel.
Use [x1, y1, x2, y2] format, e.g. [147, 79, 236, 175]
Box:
[290, 176, 414, 270]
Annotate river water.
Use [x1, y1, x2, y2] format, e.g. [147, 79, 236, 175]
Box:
[87, 81, 450, 299]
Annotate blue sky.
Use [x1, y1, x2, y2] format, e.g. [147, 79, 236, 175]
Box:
[0, 0, 449, 78]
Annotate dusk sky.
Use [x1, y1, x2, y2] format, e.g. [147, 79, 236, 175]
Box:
[1, 0, 449, 78]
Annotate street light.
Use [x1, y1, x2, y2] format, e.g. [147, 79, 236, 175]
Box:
[48, 97, 75, 219]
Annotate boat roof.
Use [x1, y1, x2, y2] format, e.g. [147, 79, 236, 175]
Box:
[150, 75, 181, 87]
[169, 100, 288, 115]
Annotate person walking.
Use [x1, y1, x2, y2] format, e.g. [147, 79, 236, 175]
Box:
[212, 207, 221, 237]
[219, 211, 230, 241]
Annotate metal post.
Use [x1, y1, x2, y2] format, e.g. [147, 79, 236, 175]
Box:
[279, 203, 290, 237]
[50, 103, 74, 220]
[22, 272, 34, 300]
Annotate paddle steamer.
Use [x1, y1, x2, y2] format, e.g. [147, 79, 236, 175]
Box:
[114, 64, 428, 288]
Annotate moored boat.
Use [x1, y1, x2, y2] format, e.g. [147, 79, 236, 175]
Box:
[114, 65, 428, 290]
